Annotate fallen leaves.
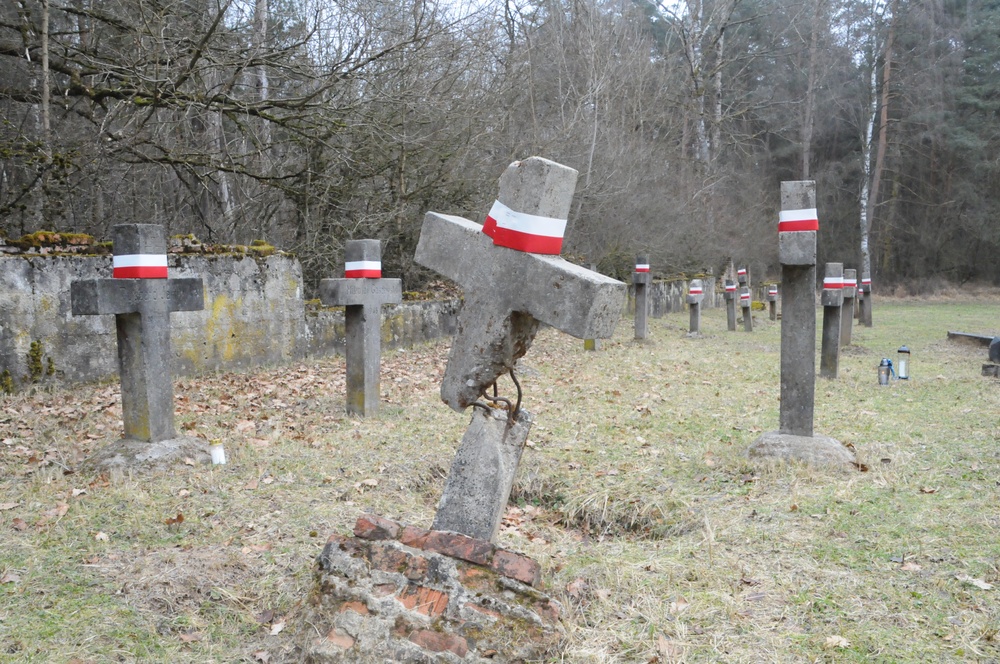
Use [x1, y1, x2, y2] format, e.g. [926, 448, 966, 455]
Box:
[0, 571, 20, 584]
[825, 635, 850, 649]
[955, 574, 993, 590]
[920, 486, 939, 494]
[165, 513, 184, 526]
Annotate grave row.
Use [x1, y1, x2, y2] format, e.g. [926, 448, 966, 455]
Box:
[62, 159, 875, 660]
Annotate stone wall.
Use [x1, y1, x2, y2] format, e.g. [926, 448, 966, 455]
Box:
[627, 276, 723, 316]
[0, 249, 722, 391]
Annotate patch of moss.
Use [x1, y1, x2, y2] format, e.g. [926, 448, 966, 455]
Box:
[16, 231, 95, 248]
[0, 369, 14, 394]
[248, 240, 275, 257]
[24, 340, 55, 384]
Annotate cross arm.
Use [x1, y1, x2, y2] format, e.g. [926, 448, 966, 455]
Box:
[319, 279, 402, 308]
[71, 278, 204, 316]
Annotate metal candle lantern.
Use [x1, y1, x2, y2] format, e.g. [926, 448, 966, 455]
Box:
[897, 346, 910, 380]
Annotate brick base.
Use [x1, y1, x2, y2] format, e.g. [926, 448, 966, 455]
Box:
[297, 514, 563, 662]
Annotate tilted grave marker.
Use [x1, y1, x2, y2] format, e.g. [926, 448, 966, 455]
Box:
[415, 157, 625, 540]
[820, 263, 843, 379]
[634, 255, 650, 340]
[687, 278, 704, 335]
[71, 224, 207, 463]
[724, 280, 737, 331]
[840, 268, 857, 346]
[766, 284, 779, 321]
[319, 239, 402, 417]
[748, 182, 854, 465]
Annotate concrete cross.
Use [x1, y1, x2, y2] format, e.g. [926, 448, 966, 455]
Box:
[584, 263, 602, 351]
[70, 224, 204, 442]
[319, 239, 402, 417]
[859, 272, 873, 327]
[686, 278, 704, 335]
[414, 157, 625, 541]
[415, 157, 625, 412]
[766, 284, 779, 321]
[820, 263, 843, 379]
[739, 286, 753, 332]
[840, 268, 857, 346]
[737, 267, 749, 287]
[724, 279, 737, 331]
[634, 255, 651, 340]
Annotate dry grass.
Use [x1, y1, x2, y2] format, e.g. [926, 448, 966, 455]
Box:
[1, 299, 999, 663]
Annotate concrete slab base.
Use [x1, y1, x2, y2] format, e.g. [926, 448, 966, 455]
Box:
[83, 436, 212, 472]
[748, 431, 856, 467]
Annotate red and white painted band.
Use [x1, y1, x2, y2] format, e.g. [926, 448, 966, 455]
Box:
[482, 200, 566, 255]
[113, 254, 168, 279]
[344, 260, 382, 279]
[862, 278, 872, 285]
[768, 287, 778, 295]
[635, 264, 650, 272]
[737, 268, 747, 276]
[690, 287, 703, 295]
[740, 293, 751, 302]
[823, 276, 844, 289]
[778, 208, 819, 232]
[725, 284, 737, 292]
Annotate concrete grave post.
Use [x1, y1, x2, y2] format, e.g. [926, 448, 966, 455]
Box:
[71, 224, 206, 458]
[737, 267, 749, 287]
[634, 255, 651, 340]
[584, 264, 602, 351]
[740, 287, 753, 332]
[687, 278, 704, 335]
[859, 273, 873, 327]
[724, 280, 738, 331]
[748, 181, 854, 465]
[766, 285, 779, 321]
[840, 268, 857, 346]
[415, 157, 625, 541]
[319, 240, 402, 417]
[820, 263, 844, 379]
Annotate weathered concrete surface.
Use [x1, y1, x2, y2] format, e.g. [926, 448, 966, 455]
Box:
[71, 225, 205, 443]
[415, 211, 624, 411]
[432, 407, 532, 541]
[634, 257, 650, 340]
[859, 273, 873, 327]
[724, 280, 737, 331]
[779, 181, 817, 437]
[83, 436, 212, 472]
[765, 285, 779, 321]
[740, 287, 754, 332]
[820, 263, 843, 380]
[991, 337, 1000, 363]
[687, 279, 704, 335]
[319, 240, 402, 417]
[748, 431, 856, 467]
[841, 268, 857, 346]
[629, 277, 722, 318]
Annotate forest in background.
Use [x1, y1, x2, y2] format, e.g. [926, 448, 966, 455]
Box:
[1, 0, 997, 294]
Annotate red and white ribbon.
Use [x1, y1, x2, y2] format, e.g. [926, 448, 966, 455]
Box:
[862, 278, 872, 287]
[113, 254, 168, 279]
[778, 208, 819, 233]
[768, 286, 778, 296]
[482, 200, 566, 255]
[725, 283, 737, 292]
[737, 268, 747, 277]
[345, 260, 382, 279]
[823, 276, 844, 290]
[689, 285, 703, 295]
[740, 292, 751, 304]
[635, 263, 650, 272]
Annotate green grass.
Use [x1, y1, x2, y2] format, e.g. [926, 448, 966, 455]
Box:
[1, 297, 999, 662]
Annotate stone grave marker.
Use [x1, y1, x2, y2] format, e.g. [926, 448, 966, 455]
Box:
[766, 284, 779, 321]
[740, 286, 753, 332]
[634, 255, 651, 340]
[840, 268, 857, 346]
[737, 267, 749, 287]
[859, 273, 873, 327]
[820, 263, 843, 379]
[415, 157, 625, 541]
[687, 278, 704, 335]
[584, 264, 602, 351]
[319, 239, 402, 417]
[724, 280, 738, 331]
[71, 224, 209, 468]
[748, 181, 854, 465]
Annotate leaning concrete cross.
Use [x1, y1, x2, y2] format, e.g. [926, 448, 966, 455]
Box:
[748, 182, 854, 465]
[840, 268, 857, 346]
[766, 284, 779, 321]
[820, 263, 843, 379]
[634, 255, 651, 340]
[319, 239, 402, 417]
[71, 224, 207, 464]
[859, 272, 873, 327]
[584, 264, 602, 351]
[740, 286, 753, 332]
[687, 278, 704, 335]
[724, 280, 738, 331]
[415, 157, 625, 541]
